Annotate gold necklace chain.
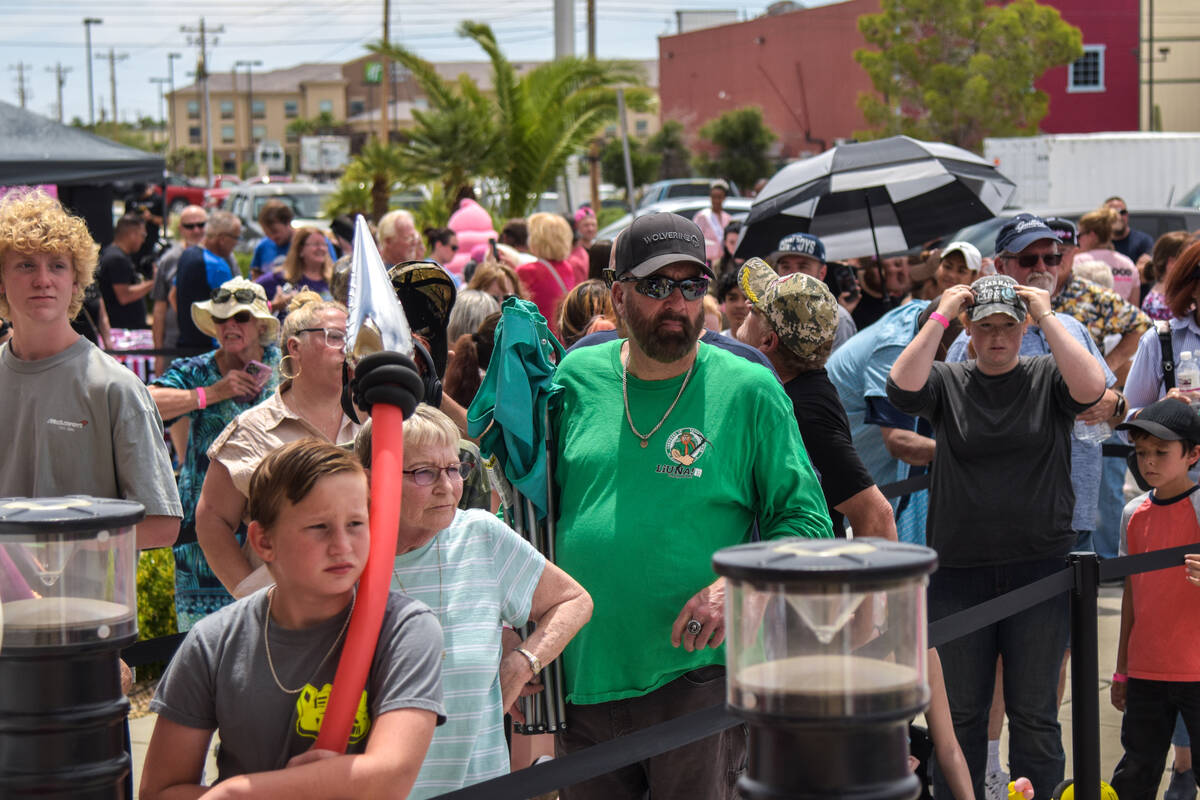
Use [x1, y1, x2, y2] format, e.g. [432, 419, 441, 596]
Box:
[263, 587, 355, 695]
[622, 349, 695, 449]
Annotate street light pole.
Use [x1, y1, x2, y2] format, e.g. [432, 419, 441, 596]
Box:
[235, 59, 262, 172]
[167, 52, 181, 154]
[83, 17, 102, 127]
[150, 77, 169, 145]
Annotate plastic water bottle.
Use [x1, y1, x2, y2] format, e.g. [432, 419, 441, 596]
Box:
[1073, 419, 1111, 444]
[1178, 350, 1200, 404]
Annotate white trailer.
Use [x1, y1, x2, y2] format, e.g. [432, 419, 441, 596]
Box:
[299, 136, 351, 176]
[983, 132, 1200, 209]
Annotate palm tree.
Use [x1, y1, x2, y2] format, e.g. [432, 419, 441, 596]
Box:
[326, 139, 407, 222]
[372, 22, 652, 219]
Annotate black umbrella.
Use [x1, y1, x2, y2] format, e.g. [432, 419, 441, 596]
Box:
[735, 135, 1016, 263]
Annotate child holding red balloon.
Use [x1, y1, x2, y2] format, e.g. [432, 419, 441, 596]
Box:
[140, 438, 446, 799]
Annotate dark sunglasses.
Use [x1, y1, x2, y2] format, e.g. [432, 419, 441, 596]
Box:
[181, 222, 206, 230]
[619, 275, 710, 301]
[1117, 209, 1129, 216]
[213, 310, 254, 324]
[1005, 253, 1063, 269]
[403, 462, 470, 486]
[211, 287, 260, 304]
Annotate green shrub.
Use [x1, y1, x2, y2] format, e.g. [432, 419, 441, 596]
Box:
[135, 548, 177, 679]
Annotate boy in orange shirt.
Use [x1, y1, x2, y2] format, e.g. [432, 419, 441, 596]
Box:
[1111, 398, 1200, 800]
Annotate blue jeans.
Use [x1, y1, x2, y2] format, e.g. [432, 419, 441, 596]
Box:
[1092, 437, 1127, 559]
[929, 558, 1070, 800]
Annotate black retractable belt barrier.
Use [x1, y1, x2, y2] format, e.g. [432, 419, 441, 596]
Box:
[1070, 552, 1102, 800]
[121, 633, 186, 669]
[927, 567, 1074, 649]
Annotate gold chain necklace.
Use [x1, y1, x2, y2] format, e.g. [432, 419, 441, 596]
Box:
[622, 349, 695, 448]
[263, 587, 355, 695]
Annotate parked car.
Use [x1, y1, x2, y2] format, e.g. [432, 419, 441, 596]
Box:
[222, 182, 336, 250]
[636, 178, 742, 209]
[945, 207, 1200, 257]
[596, 196, 754, 242]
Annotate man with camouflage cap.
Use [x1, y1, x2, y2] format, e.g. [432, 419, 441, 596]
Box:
[736, 257, 896, 539]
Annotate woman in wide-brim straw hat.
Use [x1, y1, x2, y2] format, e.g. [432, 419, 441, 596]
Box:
[148, 276, 282, 630]
[195, 289, 362, 601]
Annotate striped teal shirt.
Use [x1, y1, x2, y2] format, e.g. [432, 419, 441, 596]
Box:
[392, 508, 546, 798]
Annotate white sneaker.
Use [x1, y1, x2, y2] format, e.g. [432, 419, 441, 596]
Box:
[985, 768, 1010, 800]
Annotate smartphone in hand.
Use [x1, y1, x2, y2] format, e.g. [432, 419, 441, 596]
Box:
[243, 360, 272, 391]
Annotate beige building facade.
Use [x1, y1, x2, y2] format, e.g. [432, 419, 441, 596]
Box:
[1140, 0, 1200, 132]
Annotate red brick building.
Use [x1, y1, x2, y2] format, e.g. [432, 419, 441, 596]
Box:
[657, 0, 1139, 160]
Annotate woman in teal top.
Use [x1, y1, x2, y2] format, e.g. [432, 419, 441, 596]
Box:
[149, 277, 281, 630]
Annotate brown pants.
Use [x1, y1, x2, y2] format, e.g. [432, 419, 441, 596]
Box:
[555, 665, 747, 800]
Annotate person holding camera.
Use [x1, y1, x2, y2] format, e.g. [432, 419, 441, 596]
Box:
[148, 277, 282, 631]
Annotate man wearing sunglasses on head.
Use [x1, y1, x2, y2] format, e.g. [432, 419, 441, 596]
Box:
[173, 210, 242, 351]
[551, 212, 832, 800]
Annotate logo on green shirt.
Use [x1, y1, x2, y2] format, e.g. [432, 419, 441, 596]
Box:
[658, 427, 709, 478]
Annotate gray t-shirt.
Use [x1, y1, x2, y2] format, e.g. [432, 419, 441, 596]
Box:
[150, 589, 446, 782]
[832, 303, 857, 352]
[0, 337, 181, 519]
[887, 356, 1091, 567]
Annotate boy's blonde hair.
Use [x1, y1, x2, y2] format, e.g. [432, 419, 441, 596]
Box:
[354, 403, 459, 465]
[248, 439, 366, 530]
[0, 190, 100, 320]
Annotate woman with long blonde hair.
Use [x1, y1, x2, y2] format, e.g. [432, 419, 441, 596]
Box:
[258, 227, 335, 315]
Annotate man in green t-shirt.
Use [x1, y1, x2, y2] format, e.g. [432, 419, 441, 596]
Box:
[552, 212, 832, 800]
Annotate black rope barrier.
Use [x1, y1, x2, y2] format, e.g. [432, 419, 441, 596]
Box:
[117, 539, 1200, 800]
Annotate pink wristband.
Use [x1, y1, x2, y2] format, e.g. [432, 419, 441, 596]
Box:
[1112, 672, 1128, 683]
[196, 387, 207, 410]
[928, 311, 950, 329]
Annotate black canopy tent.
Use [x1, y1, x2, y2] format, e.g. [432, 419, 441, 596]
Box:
[0, 100, 165, 245]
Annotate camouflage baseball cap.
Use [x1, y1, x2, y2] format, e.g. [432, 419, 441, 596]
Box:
[738, 257, 837, 357]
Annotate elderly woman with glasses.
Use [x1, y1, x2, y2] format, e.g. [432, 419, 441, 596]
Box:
[149, 277, 282, 630]
[353, 403, 592, 799]
[196, 290, 361, 601]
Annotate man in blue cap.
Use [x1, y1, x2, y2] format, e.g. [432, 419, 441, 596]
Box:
[767, 232, 857, 350]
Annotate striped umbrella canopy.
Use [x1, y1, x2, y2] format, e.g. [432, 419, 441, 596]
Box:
[735, 136, 1016, 262]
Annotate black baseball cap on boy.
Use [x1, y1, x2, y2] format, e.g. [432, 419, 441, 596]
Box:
[1117, 398, 1200, 444]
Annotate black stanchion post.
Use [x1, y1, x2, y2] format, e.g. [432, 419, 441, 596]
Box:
[1069, 551, 1101, 800]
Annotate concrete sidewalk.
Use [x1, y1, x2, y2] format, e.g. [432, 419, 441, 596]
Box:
[126, 584, 1169, 798]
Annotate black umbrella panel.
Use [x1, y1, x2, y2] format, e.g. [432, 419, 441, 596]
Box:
[736, 136, 1016, 262]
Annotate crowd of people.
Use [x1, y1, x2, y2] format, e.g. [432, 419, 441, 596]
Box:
[2, 178, 1200, 800]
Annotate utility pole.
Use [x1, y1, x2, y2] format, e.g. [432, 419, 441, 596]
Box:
[554, 0, 575, 60]
[235, 59, 262, 172]
[9, 63, 31, 109]
[378, 0, 390, 144]
[96, 48, 129, 124]
[45, 64, 72, 122]
[182, 17, 225, 186]
[83, 17, 102, 126]
[150, 77, 169, 144]
[167, 52, 182, 154]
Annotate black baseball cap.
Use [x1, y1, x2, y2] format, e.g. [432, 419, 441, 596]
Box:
[1044, 217, 1078, 248]
[612, 212, 711, 280]
[995, 213, 1059, 256]
[1117, 398, 1200, 442]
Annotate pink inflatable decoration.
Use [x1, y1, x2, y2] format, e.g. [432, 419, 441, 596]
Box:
[444, 199, 498, 277]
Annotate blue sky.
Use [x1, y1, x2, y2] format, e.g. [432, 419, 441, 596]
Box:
[0, 0, 837, 127]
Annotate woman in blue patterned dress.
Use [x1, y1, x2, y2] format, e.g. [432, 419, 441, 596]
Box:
[149, 277, 281, 630]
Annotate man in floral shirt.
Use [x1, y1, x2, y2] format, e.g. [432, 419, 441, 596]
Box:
[1046, 217, 1150, 385]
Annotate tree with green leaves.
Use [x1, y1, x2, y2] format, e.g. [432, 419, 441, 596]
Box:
[373, 22, 652, 219]
[325, 140, 408, 221]
[286, 111, 346, 139]
[599, 136, 660, 189]
[648, 120, 691, 180]
[855, 0, 1083, 150]
[696, 107, 776, 191]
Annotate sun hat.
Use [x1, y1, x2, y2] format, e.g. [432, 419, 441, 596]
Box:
[191, 276, 279, 341]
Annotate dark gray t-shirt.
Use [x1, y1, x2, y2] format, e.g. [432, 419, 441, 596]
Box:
[886, 356, 1090, 567]
[150, 589, 445, 783]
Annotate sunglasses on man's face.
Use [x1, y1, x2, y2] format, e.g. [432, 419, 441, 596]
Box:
[619, 275, 710, 301]
[213, 310, 254, 325]
[211, 288, 260, 304]
[1005, 252, 1063, 269]
[181, 221, 206, 231]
